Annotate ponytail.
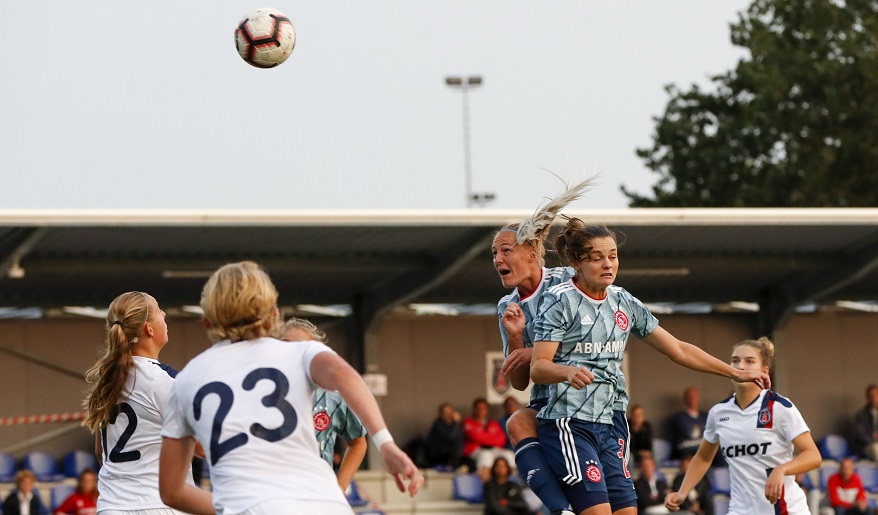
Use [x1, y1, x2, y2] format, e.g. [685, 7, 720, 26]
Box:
[82, 292, 150, 432]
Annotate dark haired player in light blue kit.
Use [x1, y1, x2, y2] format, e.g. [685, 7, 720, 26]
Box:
[530, 219, 771, 515]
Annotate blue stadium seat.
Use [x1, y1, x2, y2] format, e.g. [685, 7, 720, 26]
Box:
[819, 463, 839, 491]
[0, 452, 16, 482]
[50, 484, 75, 510]
[453, 473, 484, 503]
[855, 462, 878, 493]
[652, 438, 674, 466]
[23, 451, 63, 482]
[62, 450, 99, 478]
[346, 479, 369, 507]
[818, 434, 851, 462]
[713, 495, 730, 515]
[710, 467, 731, 496]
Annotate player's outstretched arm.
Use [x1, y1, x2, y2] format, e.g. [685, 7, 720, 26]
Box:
[159, 436, 215, 515]
[641, 327, 771, 390]
[310, 351, 424, 497]
[665, 439, 718, 512]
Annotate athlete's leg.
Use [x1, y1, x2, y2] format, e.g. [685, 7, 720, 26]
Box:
[538, 417, 613, 515]
[601, 411, 638, 515]
[510, 406, 574, 514]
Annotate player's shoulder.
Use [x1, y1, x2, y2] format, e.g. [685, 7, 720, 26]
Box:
[545, 266, 574, 281]
[708, 394, 737, 415]
[498, 291, 518, 309]
[134, 356, 177, 382]
[763, 390, 795, 409]
[546, 279, 576, 296]
[608, 285, 636, 301]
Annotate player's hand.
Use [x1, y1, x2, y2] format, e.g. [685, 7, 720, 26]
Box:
[764, 467, 785, 504]
[733, 369, 771, 390]
[379, 442, 424, 497]
[501, 348, 532, 376]
[501, 303, 526, 336]
[664, 491, 686, 512]
[565, 366, 594, 390]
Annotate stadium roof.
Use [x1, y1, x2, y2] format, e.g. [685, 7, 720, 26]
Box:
[2, 208, 878, 335]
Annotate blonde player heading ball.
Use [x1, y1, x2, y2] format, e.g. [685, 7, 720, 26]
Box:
[664, 337, 821, 515]
[158, 261, 423, 515]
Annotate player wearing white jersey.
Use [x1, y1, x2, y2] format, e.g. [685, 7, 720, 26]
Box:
[530, 220, 772, 515]
[666, 338, 821, 515]
[158, 261, 422, 515]
[83, 291, 189, 515]
[282, 318, 368, 492]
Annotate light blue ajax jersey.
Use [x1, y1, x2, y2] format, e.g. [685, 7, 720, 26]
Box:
[498, 266, 575, 403]
[312, 387, 367, 466]
[534, 283, 659, 424]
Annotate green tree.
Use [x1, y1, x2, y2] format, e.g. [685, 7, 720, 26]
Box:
[626, 0, 878, 207]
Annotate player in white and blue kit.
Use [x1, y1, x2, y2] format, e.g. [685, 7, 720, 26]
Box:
[665, 338, 821, 515]
[158, 261, 423, 515]
[282, 318, 368, 492]
[494, 177, 597, 515]
[531, 220, 772, 515]
[83, 291, 192, 515]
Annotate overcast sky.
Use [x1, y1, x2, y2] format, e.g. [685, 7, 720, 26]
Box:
[1, 1, 752, 211]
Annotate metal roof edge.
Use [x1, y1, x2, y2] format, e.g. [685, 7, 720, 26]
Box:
[0, 208, 877, 226]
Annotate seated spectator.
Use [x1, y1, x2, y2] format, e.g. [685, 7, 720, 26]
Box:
[499, 396, 520, 450]
[828, 457, 872, 515]
[54, 468, 98, 515]
[2, 469, 45, 515]
[854, 384, 878, 461]
[463, 397, 514, 482]
[483, 457, 530, 515]
[669, 454, 712, 515]
[634, 454, 670, 515]
[796, 471, 822, 515]
[629, 404, 653, 464]
[426, 402, 465, 470]
[669, 387, 708, 459]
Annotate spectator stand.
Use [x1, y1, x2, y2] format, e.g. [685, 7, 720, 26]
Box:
[352, 468, 483, 514]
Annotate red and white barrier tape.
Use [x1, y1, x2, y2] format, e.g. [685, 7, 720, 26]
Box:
[0, 412, 86, 426]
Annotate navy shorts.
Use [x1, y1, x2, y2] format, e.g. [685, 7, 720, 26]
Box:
[537, 411, 636, 511]
[525, 399, 548, 412]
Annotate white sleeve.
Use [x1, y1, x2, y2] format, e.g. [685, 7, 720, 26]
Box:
[300, 340, 338, 385]
[160, 382, 194, 439]
[780, 400, 810, 443]
[703, 406, 719, 444]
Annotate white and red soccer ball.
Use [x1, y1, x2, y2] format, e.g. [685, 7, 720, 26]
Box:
[235, 8, 296, 68]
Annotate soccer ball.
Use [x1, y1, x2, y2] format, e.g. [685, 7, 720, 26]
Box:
[234, 8, 296, 68]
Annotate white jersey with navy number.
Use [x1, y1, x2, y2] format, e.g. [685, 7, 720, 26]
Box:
[161, 337, 349, 514]
[533, 283, 659, 424]
[704, 390, 811, 515]
[312, 387, 367, 466]
[498, 266, 574, 404]
[98, 356, 190, 512]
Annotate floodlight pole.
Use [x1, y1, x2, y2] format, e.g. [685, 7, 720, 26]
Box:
[446, 75, 491, 208]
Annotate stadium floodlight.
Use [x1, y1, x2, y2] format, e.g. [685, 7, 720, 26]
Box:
[445, 75, 494, 208]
